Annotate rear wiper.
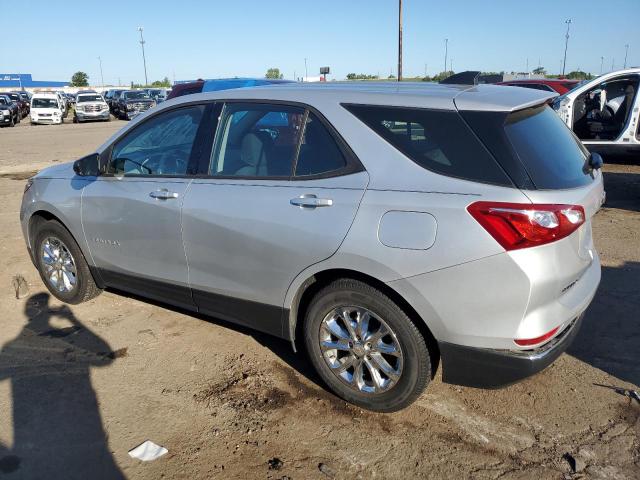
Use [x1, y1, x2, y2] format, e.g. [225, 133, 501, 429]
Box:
[584, 151, 603, 175]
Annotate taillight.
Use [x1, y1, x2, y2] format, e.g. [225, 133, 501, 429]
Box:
[467, 202, 585, 251]
[515, 326, 560, 347]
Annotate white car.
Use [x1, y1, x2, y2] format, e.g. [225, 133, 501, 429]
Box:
[74, 93, 110, 123]
[552, 68, 640, 158]
[30, 93, 64, 125]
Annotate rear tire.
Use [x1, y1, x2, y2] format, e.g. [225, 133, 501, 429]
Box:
[9, 116, 15, 127]
[303, 279, 431, 412]
[33, 220, 102, 304]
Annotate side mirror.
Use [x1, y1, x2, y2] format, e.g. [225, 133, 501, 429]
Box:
[73, 153, 100, 176]
[589, 152, 604, 170]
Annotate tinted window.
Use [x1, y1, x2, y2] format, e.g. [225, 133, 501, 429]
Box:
[504, 106, 592, 189]
[111, 105, 204, 176]
[344, 105, 511, 186]
[210, 103, 304, 177]
[295, 112, 347, 176]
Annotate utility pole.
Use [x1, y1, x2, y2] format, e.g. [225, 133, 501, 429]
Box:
[611, 58, 615, 71]
[98, 56, 104, 89]
[450, 58, 453, 73]
[397, 0, 403, 82]
[444, 38, 449, 73]
[304, 58, 308, 81]
[624, 44, 629, 69]
[526, 57, 529, 75]
[562, 19, 572, 76]
[424, 63, 428, 77]
[138, 27, 148, 86]
[600, 56, 604, 74]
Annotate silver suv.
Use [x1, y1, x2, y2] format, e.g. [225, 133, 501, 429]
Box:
[20, 83, 604, 411]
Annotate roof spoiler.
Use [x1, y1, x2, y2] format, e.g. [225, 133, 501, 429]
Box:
[440, 71, 503, 85]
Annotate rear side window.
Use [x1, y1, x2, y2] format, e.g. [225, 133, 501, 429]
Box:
[295, 112, 347, 176]
[344, 104, 512, 186]
[503, 106, 591, 189]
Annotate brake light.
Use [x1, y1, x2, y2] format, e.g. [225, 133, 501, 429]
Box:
[467, 202, 585, 251]
[515, 326, 560, 347]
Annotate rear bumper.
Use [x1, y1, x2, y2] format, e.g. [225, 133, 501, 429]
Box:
[439, 313, 583, 388]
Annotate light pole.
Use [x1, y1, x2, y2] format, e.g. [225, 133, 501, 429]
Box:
[138, 27, 148, 86]
[98, 56, 104, 89]
[611, 58, 615, 71]
[624, 44, 629, 69]
[562, 19, 572, 76]
[397, 0, 403, 82]
[444, 38, 448, 74]
[304, 58, 308, 81]
[600, 56, 604, 74]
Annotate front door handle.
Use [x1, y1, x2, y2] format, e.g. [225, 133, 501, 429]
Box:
[290, 194, 333, 209]
[149, 189, 179, 200]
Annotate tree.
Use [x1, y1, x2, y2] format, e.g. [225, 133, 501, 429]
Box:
[532, 66, 546, 75]
[346, 73, 379, 80]
[431, 71, 454, 82]
[265, 68, 284, 79]
[151, 76, 171, 87]
[70, 71, 89, 87]
[566, 70, 594, 80]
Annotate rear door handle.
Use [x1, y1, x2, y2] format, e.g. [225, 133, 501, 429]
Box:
[149, 189, 179, 200]
[290, 194, 333, 209]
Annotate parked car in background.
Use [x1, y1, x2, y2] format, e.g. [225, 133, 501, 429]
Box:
[108, 90, 125, 115]
[54, 91, 69, 117]
[16, 91, 31, 115]
[64, 92, 76, 107]
[22, 82, 603, 412]
[114, 90, 155, 120]
[74, 92, 110, 123]
[552, 68, 640, 158]
[30, 93, 64, 124]
[165, 78, 293, 100]
[145, 88, 168, 103]
[497, 79, 580, 95]
[2, 92, 29, 118]
[0, 94, 20, 127]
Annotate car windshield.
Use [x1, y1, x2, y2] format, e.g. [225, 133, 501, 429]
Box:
[33, 98, 59, 109]
[5, 94, 19, 101]
[0, 97, 8, 105]
[77, 95, 103, 103]
[125, 91, 149, 100]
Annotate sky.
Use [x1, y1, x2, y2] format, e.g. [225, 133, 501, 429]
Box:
[5, 0, 639, 86]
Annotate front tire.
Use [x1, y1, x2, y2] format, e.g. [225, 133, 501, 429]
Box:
[303, 279, 431, 412]
[33, 220, 102, 304]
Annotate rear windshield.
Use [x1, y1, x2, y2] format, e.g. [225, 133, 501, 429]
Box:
[503, 106, 592, 189]
[344, 104, 512, 186]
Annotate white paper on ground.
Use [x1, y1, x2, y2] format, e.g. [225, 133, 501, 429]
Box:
[128, 440, 168, 461]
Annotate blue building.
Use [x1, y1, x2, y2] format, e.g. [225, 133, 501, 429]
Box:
[0, 73, 68, 89]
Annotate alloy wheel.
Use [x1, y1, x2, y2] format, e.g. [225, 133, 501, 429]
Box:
[40, 236, 77, 293]
[319, 306, 403, 394]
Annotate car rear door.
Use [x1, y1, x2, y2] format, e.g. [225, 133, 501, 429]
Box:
[81, 103, 210, 308]
[181, 102, 368, 337]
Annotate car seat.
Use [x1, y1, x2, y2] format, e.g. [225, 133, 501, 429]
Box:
[235, 132, 271, 176]
[589, 85, 636, 139]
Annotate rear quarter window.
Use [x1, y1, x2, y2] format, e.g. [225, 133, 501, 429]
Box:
[343, 104, 512, 186]
[503, 106, 592, 189]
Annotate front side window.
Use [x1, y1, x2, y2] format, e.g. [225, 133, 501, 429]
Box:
[210, 103, 305, 177]
[345, 104, 511, 185]
[110, 105, 204, 176]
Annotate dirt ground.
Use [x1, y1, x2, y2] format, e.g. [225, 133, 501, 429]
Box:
[0, 119, 638, 479]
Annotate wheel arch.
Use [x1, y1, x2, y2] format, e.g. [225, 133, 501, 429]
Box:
[287, 268, 440, 375]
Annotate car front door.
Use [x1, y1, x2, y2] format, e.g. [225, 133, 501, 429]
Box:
[181, 102, 368, 337]
[82, 104, 209, 307]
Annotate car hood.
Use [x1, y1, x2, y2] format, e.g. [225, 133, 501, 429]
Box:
[35, 161, 75, 179]
[125, 98, 154, 104]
